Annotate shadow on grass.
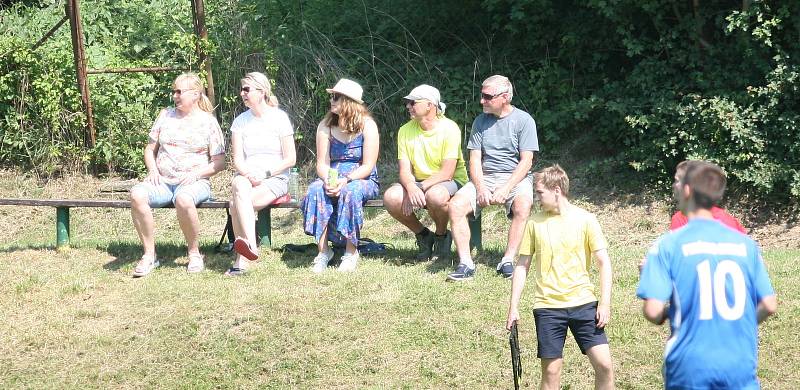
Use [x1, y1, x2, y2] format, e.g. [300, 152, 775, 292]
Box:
[103, 242, 234, 272]
[0, 243, 58, 252]
[275, 239, 506, 275]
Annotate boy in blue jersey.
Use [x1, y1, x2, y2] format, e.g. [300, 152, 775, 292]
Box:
[637, 161, 778, 389]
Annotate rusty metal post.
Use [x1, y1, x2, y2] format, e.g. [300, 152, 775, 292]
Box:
[190, 0, 217, 114]
[65, 0, 96, 149]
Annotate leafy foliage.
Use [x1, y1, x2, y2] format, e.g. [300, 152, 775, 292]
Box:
[1, 0, 799, 202]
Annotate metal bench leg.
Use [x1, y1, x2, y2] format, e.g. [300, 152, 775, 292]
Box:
[256, 207, 272, 248]
[468, 214, 482, 251]
[56, 206, 70, 249]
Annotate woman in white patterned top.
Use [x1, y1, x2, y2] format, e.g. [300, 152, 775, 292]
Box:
[129, 72, 226, 277]
[226, 72, 296, 276]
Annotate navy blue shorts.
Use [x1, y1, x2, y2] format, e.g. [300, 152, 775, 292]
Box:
[532, 301, 608, 359]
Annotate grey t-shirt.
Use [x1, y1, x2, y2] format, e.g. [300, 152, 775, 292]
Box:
[467, 107, 539, 173]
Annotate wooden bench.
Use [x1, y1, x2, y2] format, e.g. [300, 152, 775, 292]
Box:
[0, 198, 483, 250]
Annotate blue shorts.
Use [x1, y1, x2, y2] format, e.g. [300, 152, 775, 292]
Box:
[532, 301, 608, 359]
[131, 180, 212, 207]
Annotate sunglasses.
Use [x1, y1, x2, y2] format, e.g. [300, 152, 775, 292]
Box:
[240, 86, 261, 93]
[172, 88, 196, 95]
[481, 91, 506, 101]
[404, 99, 427, 106]
[330, 93, 345, 102]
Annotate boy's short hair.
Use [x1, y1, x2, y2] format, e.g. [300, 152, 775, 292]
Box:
[535, 164, 570, 197]
[681, 161, 727, 209]
[675, 160, 693, 178]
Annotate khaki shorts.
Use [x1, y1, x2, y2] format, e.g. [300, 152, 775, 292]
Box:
[455, 172, 533, 218]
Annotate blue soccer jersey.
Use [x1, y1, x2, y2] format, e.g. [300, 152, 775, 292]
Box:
[637, 218, 775, 389]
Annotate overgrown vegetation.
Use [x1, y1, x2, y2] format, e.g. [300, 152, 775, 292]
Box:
[1, 0, 799, 202]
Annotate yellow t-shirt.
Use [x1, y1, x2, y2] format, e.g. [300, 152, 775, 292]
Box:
[396, 117, 468, 186]
[519, 205, 608, 309]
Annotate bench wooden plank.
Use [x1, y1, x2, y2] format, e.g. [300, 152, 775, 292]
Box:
[0, 198, 384, 208]
[0, 197, 485, 251]
[0, 198, 228, 208]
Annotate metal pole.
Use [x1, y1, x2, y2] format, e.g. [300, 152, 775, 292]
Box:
[32, 14, 69, 50]
[256, 208, 271, 248]
[65, 0, 96, 149]
[56, 207, 70, 249]
[87, 66, 188, 74]
[190, 0, 217, 114]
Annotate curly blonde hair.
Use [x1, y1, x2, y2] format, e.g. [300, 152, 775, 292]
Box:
[324, 98, 371, 134]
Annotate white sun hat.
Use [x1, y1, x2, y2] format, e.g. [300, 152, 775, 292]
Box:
[326, 78, 364, 104]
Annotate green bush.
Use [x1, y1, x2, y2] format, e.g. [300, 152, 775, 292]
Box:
[2, 0, 799, 204]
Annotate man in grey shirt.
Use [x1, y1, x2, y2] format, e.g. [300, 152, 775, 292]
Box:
[446, 75, 539, 281]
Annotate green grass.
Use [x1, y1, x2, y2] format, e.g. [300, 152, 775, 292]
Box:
[0, 171, 798, 389]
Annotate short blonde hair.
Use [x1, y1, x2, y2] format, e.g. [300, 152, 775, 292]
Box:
[535, 164, 570, 197]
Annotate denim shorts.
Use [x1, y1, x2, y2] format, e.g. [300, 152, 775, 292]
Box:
[532, 301, 608, 358]
[131, 179, 212, 207]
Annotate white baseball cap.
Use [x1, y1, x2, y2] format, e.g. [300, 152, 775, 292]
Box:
[404, 84, 445, 113]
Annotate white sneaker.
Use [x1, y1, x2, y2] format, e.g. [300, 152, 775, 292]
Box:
[132, 254, 159, 277]
[186, 253, 205, 274]
[338, 251, 359, 272]
[311, 248, 334, 274]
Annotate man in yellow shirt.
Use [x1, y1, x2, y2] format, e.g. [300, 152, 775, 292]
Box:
[506, 165, 614, 390]
[383, 85, 468, 261]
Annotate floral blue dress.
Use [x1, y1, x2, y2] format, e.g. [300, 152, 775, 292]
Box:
[301, 133, 380, 246]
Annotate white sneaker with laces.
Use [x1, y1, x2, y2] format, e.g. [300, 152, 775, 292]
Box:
[311, 248, 334, 274]
[338, 251, 359, 272]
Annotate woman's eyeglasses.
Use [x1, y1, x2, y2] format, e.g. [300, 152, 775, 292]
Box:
[404, 99, 426, 106]
[330, 93, 344, 102]
[241, 86, 261, 93]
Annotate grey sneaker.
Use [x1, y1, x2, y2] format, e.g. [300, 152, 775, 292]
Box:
[415, 230, 435, 261]
[446, 263, 476, 282]
[432, 231, 452, 260]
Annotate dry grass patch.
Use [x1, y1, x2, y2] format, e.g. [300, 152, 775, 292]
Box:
[0, 171, 797, 388]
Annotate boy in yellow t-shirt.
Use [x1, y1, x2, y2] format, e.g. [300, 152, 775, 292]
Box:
[506, 164, 614, 389]
[383, 84, 468, 261]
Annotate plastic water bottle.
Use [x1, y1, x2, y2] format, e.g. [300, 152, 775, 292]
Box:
[288, 167, 301, 203]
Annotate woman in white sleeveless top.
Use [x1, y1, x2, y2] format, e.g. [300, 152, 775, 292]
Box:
[226, 72, 296, 276]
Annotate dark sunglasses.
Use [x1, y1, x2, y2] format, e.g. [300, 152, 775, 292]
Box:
[404, 99, 426, 106]
[240, 86, 261, 93]
[481, 91, 506, 101]
[172, 88, 196, 95]
[330, 93, 344, 102]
